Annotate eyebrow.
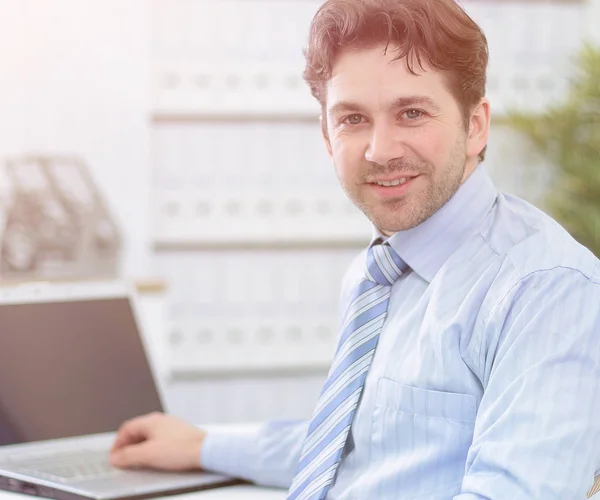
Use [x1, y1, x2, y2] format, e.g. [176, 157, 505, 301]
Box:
[327, 96, 442, 117]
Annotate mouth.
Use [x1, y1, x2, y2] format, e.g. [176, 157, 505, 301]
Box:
[367, 174, 420, 198]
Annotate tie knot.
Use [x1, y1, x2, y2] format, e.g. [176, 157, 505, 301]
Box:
[366, 243, 407, 286]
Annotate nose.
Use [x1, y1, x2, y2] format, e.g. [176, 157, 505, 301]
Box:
[365, 124, 406, 166]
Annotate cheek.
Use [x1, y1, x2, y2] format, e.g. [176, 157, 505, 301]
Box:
[331, 137, 364, 178]
[411, 129, 456, 166]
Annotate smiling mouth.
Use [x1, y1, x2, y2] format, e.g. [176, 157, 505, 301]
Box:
[367, 172, 420, 184]
[372, 177, 411, 187]
[366, 175, 420, 197]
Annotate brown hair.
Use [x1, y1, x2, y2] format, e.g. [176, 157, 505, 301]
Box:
[303, 0, 489, 161]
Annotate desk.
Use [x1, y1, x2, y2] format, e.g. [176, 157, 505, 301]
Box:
[0, 485, 286, 500]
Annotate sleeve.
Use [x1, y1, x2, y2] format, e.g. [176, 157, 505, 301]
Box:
[454, 268, 600, 499]
[201, 419, 309, 488]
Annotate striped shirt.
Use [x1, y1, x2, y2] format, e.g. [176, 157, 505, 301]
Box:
[202, 164, 600, 499]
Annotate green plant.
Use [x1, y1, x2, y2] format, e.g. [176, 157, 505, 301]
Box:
[506, 43, 600, 257]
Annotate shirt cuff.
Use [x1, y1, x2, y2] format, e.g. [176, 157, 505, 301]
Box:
[201, 425, 260, 482]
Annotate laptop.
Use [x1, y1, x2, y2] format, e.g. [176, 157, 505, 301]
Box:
[0, 280, 239, 499]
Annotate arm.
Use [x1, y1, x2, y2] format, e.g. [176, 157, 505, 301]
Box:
[201, 419, 308, 488]
[454, 268, 600, 499]
[109, 413, 308, 489]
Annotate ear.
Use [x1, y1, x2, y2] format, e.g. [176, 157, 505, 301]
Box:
[320, 114, 333, 159]
[466, 98, 490, 161]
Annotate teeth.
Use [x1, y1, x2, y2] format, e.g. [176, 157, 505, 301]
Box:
[376, 178, 408, 187]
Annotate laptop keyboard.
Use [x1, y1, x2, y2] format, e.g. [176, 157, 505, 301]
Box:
[11, 449, 122, 483]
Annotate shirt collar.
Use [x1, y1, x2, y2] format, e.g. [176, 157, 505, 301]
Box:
[370, 164, 498, 283]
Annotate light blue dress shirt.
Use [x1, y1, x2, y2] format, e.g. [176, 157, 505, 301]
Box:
[202, 165, 600, 499]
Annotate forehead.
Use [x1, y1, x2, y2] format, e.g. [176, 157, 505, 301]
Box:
[325, 46, 454, 111]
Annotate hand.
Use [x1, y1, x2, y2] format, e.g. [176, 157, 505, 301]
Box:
[109, 412, 206, 471]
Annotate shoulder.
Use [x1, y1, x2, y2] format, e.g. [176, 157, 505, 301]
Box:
[472, 193, 600, 339]
[481, 193, 600, 285]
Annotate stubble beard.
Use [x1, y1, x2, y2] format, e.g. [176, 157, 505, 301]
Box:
[339, 141, 468, 233]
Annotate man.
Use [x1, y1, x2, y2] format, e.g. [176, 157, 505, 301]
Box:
[110, 0, 600, 498]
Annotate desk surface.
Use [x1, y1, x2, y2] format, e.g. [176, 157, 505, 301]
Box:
[0, 485, 286, 500]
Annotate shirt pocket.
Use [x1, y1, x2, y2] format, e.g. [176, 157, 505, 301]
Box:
[370, 378, 477, 498]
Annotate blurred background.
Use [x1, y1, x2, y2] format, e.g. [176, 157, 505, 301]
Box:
[0, 0, 598, 425]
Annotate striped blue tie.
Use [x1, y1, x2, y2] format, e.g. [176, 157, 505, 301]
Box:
[287, 242, 407, 500]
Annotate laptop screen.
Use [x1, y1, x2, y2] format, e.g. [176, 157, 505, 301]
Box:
[0, 296, 163, 446]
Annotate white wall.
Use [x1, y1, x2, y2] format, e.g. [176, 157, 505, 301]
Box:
[0, 0, 151, 277]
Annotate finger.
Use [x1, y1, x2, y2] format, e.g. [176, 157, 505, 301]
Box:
[111, 430, 144, 452]
[111, 413, 162, 451]
[109, 442, 154, 469]
[111, 423, 144, 451]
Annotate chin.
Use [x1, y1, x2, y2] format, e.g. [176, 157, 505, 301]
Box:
[368, 207, 427, 233]
[355, 192, 428, 232]
[369, 217, 412, 234]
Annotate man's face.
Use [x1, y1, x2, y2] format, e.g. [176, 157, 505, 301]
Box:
[323, 45, 487, 234]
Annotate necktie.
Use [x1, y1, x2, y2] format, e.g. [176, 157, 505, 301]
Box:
[287, 242, 407, 500]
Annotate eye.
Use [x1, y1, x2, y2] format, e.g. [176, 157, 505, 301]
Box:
[402, 109, 425, 120]
[341, 114, 365, 125]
